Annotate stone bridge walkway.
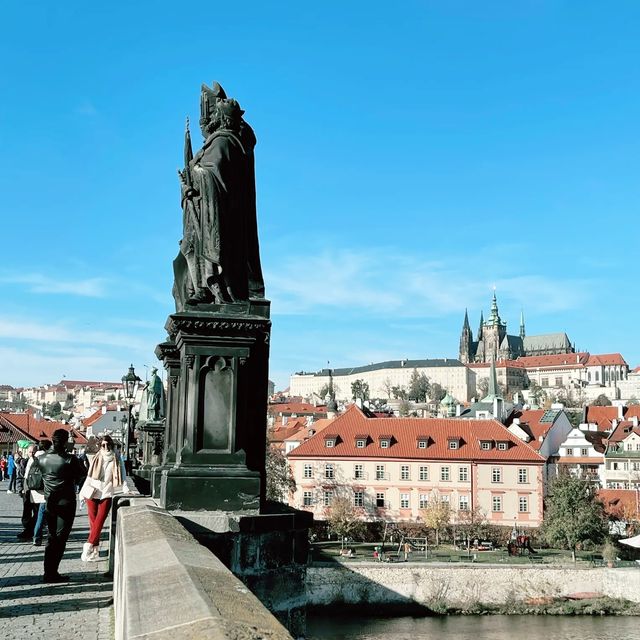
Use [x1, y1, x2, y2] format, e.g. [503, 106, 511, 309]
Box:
[0, 477, 113, 638]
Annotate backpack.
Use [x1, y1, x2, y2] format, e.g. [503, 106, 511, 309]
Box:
[26, 462, 44, 492]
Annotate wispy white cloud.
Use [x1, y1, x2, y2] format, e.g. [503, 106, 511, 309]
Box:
[74, 100, 98, 116]
[0, 317, 150, 352]
[266, 247, 595, 318]
[0, 273, 108, 297]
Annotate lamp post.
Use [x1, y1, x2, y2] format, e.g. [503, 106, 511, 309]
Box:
[121, 364, 141, 473]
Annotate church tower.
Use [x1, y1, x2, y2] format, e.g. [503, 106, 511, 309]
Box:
[519, 310, 526, 340]
[458, 309, 474, 363]
[482, 290, 507, 362]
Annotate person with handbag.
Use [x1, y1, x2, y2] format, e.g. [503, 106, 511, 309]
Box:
[79, 435, 127, 562]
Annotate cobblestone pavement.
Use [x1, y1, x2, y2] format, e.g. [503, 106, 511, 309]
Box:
[0, 477, 113, 638]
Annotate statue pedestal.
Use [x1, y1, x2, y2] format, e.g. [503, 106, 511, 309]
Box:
[135, 419, 165, 481]
[155, 301, 271, 512]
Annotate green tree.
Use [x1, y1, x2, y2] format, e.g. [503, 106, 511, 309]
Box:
[541, 474, 607, 561]
[408, 369, 430, 402]
[351, 379, 370, 401]
[265, 445, 296, 503]
[325, 496, 367, 543]
[391, 385, 407, 400]
[317, 383, 330, 399]
[429, 383, 447, 404]
[528, 381, 547, 406]
[592, 394, 612, 407]
[398, 399, 411, 417]
[421, 497, 451, 546]
[48, 401, 62, 417]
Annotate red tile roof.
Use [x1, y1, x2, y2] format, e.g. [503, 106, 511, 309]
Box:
[0, 413, 87, 444]
[586, 353, 627, 367]
[584, 406, 619, 431]
[288, 405, 544, 463]
[508, 409, 558, 450]
[516, 353, 590, 369]
[607, 421, 640, 443]
[268, 402, 327, 416]
[597, 489, 640, 520]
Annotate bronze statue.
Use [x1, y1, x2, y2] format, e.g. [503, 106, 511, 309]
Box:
[146, 367, 165, 421]
[173, 82, 265, 308]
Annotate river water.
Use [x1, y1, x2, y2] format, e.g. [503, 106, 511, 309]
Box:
[306, 614, 640, 639]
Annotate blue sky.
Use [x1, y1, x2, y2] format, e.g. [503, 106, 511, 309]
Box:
[0, 2, 639, 390]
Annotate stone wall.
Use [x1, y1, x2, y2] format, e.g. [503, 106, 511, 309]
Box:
[307, 563, 640, 609]
[114, 504, 293, 640]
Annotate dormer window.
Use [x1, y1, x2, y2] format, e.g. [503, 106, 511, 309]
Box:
[448, 438, 460, 450]
[497, 441, 509, 451]
[379, 435, 392, 449]
[355, 434, 369, 448]
[324, 434, 339, 448]
[480, 441, 492, 450]
[417, 435, 430, 449]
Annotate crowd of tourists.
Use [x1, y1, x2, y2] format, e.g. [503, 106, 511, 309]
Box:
[2, 431, 128, 583]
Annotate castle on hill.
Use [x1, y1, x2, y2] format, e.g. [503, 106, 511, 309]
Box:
[459, 291, 574, 364]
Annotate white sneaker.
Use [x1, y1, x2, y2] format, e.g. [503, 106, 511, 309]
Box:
[81, 542, 93, 562]
[87, 545, 100, 562]
[6, 490, 12, 494]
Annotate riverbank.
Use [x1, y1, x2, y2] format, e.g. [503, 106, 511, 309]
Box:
[307, 562, 640, 614]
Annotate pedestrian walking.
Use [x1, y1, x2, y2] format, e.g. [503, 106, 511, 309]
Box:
[31, 439, 52, 545]
[32, 429, 86, 583]
[0, 454, 7, 481]
[404, 541, 412, 562]
[16, 445, 40, 541]
[79, 435, 127, 562]
[15, 450, 27, 494]
[7, 451, 17, 493]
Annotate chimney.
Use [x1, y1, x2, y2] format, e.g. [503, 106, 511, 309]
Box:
[632, 416, 639, 428]
[611, 419, 617, 429]
[618, 405, 624, 419]
[282, 416, 288, 426]
[577, 354, 580, 364]
[513, 417, 520, 426]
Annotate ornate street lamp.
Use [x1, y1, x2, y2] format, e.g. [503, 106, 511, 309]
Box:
[121, 364, 141, 472]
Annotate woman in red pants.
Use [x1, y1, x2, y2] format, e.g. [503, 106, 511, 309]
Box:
[79, 435, 127, 562]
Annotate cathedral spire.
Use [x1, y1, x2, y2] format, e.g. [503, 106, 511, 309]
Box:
[477, 310, 484, 341]
[519, 309, 526, 340]
[489, 288, 501, 325]
[459, 308, 473, 363]
[463, 308, 470, 331]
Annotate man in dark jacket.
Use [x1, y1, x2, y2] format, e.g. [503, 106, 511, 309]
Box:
[32, 429, 85, 583]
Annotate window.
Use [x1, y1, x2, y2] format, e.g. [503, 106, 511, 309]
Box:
[324, 463, 334, 479]
[566, 448, 573, 456]
[440, 494, 450, 503]
[400, 465, 410, 480]
[518, 468, 528, 484]
[541, 377, 549, 387]
[633, 462, 640, 471]
[376, 465, 386, 480]
[492, 467, 502, 483]
[440, 466, 450, 481]
[627, 443, 633, 451]
[448, 440, 459, 450]
[459, 495, 469, 511]
[303, 491, 313, 506]
[480, 441, 491, 450]
[323, 490, 333, 506]
[354, 491, 364, 507]
[459, 466, 468, 482]
[588, 372, 592, 382]
[595, 371, 599, 382]
[497, 442, 508, 451]
[356, 439, 366, 448]
[519, 496, 529, 513]
[555, 377, 563, 387]
[419, 466, 429, 481]
[303, 464, 312, 479]
[325, 439, 334, 448]
[376, 492, 385, 508]
[492, 496, 502, 512]
[418, 440, 427, 449]
[400, 493, 410, 509]
[419, 494, 429, 509]
[581, 448, 588, 457]
[380, 439, 390, 449]
[354, 464, 364, 479]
